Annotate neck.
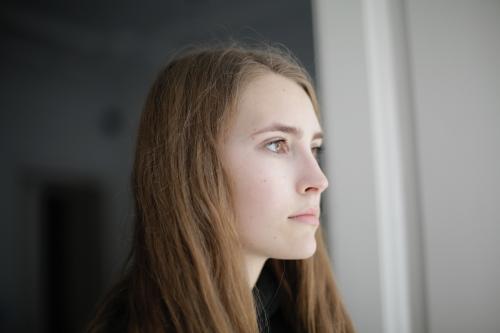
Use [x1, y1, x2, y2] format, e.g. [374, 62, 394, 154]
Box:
[243, 252, 268, 289]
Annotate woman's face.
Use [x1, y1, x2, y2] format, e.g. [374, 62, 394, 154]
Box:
[220, 72, 329, 262]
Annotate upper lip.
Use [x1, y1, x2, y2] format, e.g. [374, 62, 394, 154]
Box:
[289, 207, 319, 218]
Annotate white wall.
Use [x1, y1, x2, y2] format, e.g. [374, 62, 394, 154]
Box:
[312, 1, 384, 332]
[313, 0, 500, 332]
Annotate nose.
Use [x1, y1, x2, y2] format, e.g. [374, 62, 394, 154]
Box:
[297, 154, 329, 194]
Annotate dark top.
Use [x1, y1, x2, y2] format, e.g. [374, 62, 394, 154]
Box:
[253, 262, 295, 333]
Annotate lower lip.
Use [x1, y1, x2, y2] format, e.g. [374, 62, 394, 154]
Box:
[288, 215, 320, 225]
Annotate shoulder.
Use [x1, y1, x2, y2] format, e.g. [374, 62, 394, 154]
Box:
[90, 285, 177, 333]
[87, 283, 130, 333]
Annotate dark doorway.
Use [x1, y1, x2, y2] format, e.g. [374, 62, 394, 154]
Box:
[34, 181, 104, 333]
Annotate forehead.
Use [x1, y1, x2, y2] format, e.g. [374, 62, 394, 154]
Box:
[233, 73, 321, 137]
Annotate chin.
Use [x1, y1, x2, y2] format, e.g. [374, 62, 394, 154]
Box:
[296, 246, 317, 259]
[274, 242, 317, 260]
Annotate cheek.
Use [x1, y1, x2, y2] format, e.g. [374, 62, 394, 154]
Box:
[231, 160, 288, 227]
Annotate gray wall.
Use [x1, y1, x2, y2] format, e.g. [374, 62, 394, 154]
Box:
[407, 1, 500, 331]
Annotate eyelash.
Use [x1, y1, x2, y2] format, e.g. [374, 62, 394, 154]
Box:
[265, 139, 323, 160]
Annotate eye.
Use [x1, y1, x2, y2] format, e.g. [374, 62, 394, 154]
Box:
[265, 139, 289, 154]
[312, 145, 324, 161]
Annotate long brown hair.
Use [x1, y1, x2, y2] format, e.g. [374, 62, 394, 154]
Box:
[87, 41, 355, 333]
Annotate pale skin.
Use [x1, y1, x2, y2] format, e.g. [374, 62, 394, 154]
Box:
[220, 72, 329, 288]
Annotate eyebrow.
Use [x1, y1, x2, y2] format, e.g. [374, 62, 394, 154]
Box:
[251, 122, 324, 140]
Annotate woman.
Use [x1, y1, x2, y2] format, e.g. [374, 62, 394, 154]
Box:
[87, 42, 355, 333]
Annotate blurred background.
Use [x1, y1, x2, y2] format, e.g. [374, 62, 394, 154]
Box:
[0, 0, 499, 333]
[0, 1, 317, 332]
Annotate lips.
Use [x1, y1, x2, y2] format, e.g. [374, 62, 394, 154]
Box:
[288, 207, 320, 225]
[289, 207, 319, 218]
